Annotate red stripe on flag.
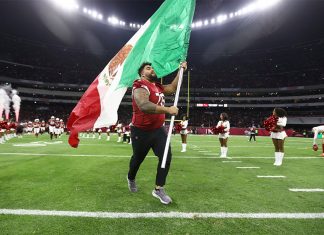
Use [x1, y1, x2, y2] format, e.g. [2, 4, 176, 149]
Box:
[67, 78, 101, 148]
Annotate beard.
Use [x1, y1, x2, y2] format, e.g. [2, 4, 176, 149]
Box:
[148, 73, 158, 81]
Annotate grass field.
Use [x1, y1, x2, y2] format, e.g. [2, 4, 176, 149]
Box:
[0, 133, 324, 234]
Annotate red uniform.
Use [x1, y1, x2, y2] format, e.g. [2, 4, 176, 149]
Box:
[131, 79, 165, 131]
[33, 122, 40, 128]
[55, 121, 60, 128]
[48, 119, 55, 127]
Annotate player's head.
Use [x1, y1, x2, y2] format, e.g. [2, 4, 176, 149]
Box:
[35, 119, 39, 122]
[51, 116, 55, 119]
[182, 115, 187, 121]
[138, 62, 157, 80]
[55, 118, 59, 121]
[60, 119, 63, 122]
[273, 108, 287, 117]
[220, 112, 228, 121]
[42, 120, 45, 123]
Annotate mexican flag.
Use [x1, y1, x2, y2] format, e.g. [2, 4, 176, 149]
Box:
[67, 0, 196, 148]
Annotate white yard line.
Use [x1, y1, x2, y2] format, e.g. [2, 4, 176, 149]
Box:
[0, 209, 324, 219]
[222, 161, 242, 163]
[289, 188, 324, 192]
[236, 167, 260, 169]
[257, 176, 286, 178]
[0, 153, 321, 160]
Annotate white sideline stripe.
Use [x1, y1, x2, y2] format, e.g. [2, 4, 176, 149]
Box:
[222, 161, 242, 163]
[0, 153, 321, 160]
[257, 176, 286, 178]
[1, 209, 324, 219]
[289, 188, 324, 192]
[236, 167, 260, 169]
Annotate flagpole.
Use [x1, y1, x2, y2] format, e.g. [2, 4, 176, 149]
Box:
[161, 67, 184, 169]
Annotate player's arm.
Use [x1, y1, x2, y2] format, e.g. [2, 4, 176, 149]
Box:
[224, 122, 230, 132]
[163, 62, 187, 95]
[134, 88, 178, 115]
[313, 129, 318, 145]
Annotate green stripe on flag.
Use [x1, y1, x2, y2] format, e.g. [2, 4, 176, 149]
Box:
[119, 0, 195, 88]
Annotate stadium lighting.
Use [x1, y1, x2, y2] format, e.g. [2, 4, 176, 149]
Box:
[217, 14, 227, 24]
[255, 0, 282, 11]
[49, 0, 79, 11]
[52, 0, 283, 30]
[196, 21, 203, 27]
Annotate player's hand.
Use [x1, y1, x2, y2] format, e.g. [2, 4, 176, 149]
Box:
[168, 106, 178, 116]
[180, 61, 187, 71]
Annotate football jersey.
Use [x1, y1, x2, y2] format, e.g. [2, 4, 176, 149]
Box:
[180, 120, 188, 129]
[131, 79, 165, 131]
[217, 120, 230, 132]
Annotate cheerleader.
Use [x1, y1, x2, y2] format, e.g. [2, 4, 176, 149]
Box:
[106, 126, 111, 141]
[270, 108, 287, 166]
[217, 113, 230, 158]
[180, 116, 188, 152]
[312, 125, 324, 156]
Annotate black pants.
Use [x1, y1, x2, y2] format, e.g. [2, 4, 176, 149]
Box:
[249, 134, 256, 141]
[123, 134, 130, 143]
[128, 126, 172, 187]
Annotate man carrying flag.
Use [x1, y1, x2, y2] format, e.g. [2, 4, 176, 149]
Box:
[67, 0, 195, 204]
[127, 61, 187, 205]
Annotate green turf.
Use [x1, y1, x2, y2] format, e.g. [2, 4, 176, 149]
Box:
[0, 133, 323, 234]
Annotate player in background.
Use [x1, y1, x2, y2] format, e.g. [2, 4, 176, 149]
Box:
[249, 125, 256, 142]
[40, 120, 46, 135]
[27, 121, 33, 134]
[106, 126, 111, 141]
[48, 116, 55, 140]
[59, 119, 65, 138]
[312, 125, 324, 157]
[33, 119, 40, 138]
[54, 118, 61, 139]
[116, 122, 123, 142]
[98, 128, 103, 140]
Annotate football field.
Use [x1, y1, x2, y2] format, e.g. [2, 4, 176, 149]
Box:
[0, 133, 323, 234]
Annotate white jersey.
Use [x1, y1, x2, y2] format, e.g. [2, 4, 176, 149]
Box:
[180, 120, 188, 135]
[180, 120, 188, 129]
[312, 125, 324, 144]
[277, 117, 287, 127]
[217, 120, 230, 139]
[270, 116, 287, 140]
[116, 124, 122, 133]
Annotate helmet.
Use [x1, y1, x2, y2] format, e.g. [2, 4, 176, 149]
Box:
[51, 116, 55, 119]
[56, 118, 59, 121]
[60, 119, 63, 122]
[35, 119, 39, 122]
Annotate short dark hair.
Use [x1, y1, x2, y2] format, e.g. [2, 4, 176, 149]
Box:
[220, 112, 229, 121]
[274, 108, 287, 117]
[138, 62, 152, 77]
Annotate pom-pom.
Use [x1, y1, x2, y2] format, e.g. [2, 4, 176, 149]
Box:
[211, 125, 225, 134]
[263, 115, 278, 132]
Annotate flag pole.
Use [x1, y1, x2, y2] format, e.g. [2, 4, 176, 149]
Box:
[187, 70, 190, 118]
[161, 67, 184, 168]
